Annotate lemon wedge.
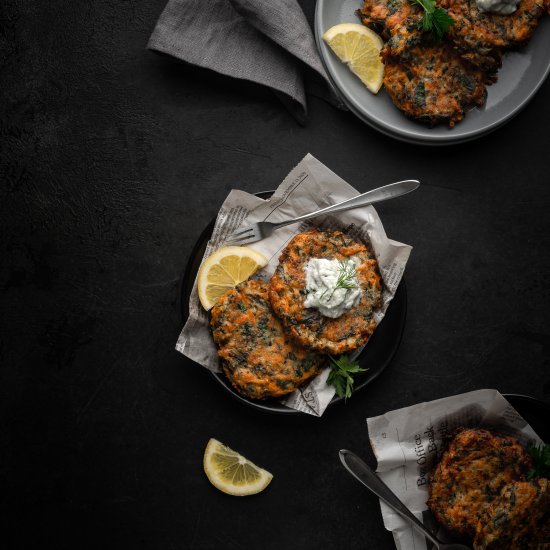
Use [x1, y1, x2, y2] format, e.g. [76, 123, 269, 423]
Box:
[203, 438, 273, 496]
[197, 246, 268, 310]
[322, 23, 384, 94]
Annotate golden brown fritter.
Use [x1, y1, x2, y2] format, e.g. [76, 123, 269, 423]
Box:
[210, 279, 325, 400]
[358, 0, 548, 72]
[357, 0, 425, 60]
[383, 44, 487, 127]
[428, 428, 533, 540]
[268, 230, 382, 355]
[473, 479, 550, 549]
[357, 0, 549, 126]
[441, 0, 548, 71]
[358, 0, 503, 73]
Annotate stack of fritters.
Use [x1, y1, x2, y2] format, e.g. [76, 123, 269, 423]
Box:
[428, 428, 550, 549]
[210, 230, 383, 400]
[357, 0, 550, 126]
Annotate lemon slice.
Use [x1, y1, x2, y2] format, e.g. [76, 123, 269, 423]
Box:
[197, 246, 268, 310]
[322, 23, 384, 93]
[203, 438, 273, 496]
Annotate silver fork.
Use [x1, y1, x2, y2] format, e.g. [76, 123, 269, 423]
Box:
[223, 179, 420, 246]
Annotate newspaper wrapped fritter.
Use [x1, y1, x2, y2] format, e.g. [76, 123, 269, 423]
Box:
[269, 230, 382, 355]
[428, 428, 534, 540]
[210, 280, 325, 400]
[473, 478, 550, 549]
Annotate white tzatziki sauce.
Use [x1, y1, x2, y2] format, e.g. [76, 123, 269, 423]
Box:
[475, 0, 520, 15]
[304, 257, 361, 319]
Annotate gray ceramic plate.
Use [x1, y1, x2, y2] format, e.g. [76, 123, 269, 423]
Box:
[315, 0, 550, 145]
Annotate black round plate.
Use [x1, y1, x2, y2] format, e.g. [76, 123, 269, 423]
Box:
[181, 191, 407, 414]
[503, 394, 550, 442]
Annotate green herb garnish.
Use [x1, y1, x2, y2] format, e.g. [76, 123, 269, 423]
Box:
[411, 0, 455, 42]
[335, 259, 359, 290]
[327, 355, 367, 400]
[320, 260, 358, 301]
[527, 443, 550, 480]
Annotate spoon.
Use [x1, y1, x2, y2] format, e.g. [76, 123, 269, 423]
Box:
[339, 449, 471, 550]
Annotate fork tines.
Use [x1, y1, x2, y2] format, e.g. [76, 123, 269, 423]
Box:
[223, 226, 255, 246]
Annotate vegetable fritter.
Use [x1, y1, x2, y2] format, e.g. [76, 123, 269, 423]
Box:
[358, 0, 502, 72]
[440, 0, 549, 71]
[428, 428, 533, 541]
[210, 279, 325, 400]
[357, 0, 426, 60]
[358, 0, 548, 71]
[473, 479, 550, 549]
[269, 230, 383, 355]
[383, 44, 487, 127]
[357, 0, 549, 126]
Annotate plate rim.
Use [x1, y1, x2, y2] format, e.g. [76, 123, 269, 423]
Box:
[180, 191, 407, 415]
[314, 0, 550, 146]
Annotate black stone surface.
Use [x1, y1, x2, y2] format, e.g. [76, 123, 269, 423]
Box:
[1, 1, 549, 549]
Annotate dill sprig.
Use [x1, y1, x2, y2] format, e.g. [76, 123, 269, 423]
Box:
[320, 259, 358, 301]
[335, 259, 359, 290]
[411, 0, 455, 42]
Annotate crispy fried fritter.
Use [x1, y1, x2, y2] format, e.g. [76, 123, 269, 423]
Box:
[357, 0, 425, 60]
[358, 0, 503, 73]
[210, 279, 325, 400]
[428, 428, 533, 540]
[441, 0, 548, 71]
[359, 0, 547, 73]
[357, 0, 549, 126]
[268, 230, 382, 355]
[383, 44, 487, 127]
[473, 479, 550, 549]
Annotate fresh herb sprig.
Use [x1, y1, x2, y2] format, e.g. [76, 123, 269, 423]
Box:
[527, 443, 550, 480]
[320, 260, 358, 301]
[335, 260, 359, 290]
[327, 355, 367, 400]
[411, 0, 455, 42]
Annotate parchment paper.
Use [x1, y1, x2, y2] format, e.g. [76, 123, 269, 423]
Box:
[367, 389, 544, 550]
[176, 153, 412, 416]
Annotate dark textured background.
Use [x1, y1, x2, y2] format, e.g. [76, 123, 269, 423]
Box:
[1, 0, 549, 548]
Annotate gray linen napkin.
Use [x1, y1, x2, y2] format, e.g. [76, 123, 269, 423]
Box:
[147, 0, 341, 123]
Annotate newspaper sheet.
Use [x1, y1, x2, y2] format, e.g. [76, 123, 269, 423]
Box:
[176, 153, 412, 416]
[367, 388, 544, 550]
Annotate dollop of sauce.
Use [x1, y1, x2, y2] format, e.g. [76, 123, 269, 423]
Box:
[476, 0, 520, 15]
[304, 258, 361, 319]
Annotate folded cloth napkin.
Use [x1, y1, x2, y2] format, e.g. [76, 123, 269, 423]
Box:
[147, 0, 342, 123]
